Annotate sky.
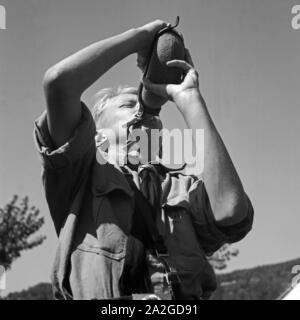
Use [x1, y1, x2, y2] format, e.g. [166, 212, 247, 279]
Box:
[0, 0, 299, 294]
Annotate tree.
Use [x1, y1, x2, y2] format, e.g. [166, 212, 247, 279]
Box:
[4, 283, 53, 300]
[0, 195, 46, 269]
[208, 244, 239, 271]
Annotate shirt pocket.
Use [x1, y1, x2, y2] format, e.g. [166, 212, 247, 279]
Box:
[75, 242, 126, 261]
[78, 195, 129, 260]
[72, 189, 132, 261]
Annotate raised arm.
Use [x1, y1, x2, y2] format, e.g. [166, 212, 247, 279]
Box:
[143, 50, 250, 226]
[43, 20, 168, 147]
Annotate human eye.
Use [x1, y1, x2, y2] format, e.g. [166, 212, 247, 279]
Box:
[119, 103, 136, 109]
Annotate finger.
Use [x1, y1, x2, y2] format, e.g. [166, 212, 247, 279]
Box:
[154, 20, 169, 31]
[184, 48, 194, 67]
[142, 77, 171, 99]
[166, 60, 193, 72]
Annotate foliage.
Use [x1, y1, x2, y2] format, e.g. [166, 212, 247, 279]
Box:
[208, 244, 239, 271]
[4, 283, 53, 300]
[210, 258, 300, 300]
[0, 195, 46, 269]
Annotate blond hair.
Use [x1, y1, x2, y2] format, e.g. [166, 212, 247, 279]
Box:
[92, 86, 138, 124]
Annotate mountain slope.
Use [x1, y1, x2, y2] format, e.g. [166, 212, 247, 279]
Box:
[2, 258, 299, 300]
[211, 257, 300, 300]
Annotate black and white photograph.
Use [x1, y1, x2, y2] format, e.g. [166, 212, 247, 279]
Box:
[0, 0, 299, 304]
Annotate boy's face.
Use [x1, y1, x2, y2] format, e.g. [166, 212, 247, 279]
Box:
[97, 93, 163, 163]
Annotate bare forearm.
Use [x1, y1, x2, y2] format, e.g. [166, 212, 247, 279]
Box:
[142, 52, 249, 226]
[43, 27, 144, 147]
[44, 20, 168, 148]
[179, 91, 248, 225]
[46, 28, 145, 95]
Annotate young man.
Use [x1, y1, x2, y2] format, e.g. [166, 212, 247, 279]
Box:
[34, 20, 254, 300]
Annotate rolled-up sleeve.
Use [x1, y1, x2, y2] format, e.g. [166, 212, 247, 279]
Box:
[33, 102, 96, 234]
[188, 177, 254, 255]
[34, 102, 96, 170]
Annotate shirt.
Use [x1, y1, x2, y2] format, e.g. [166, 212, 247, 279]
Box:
[33, 102, 254, 300]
